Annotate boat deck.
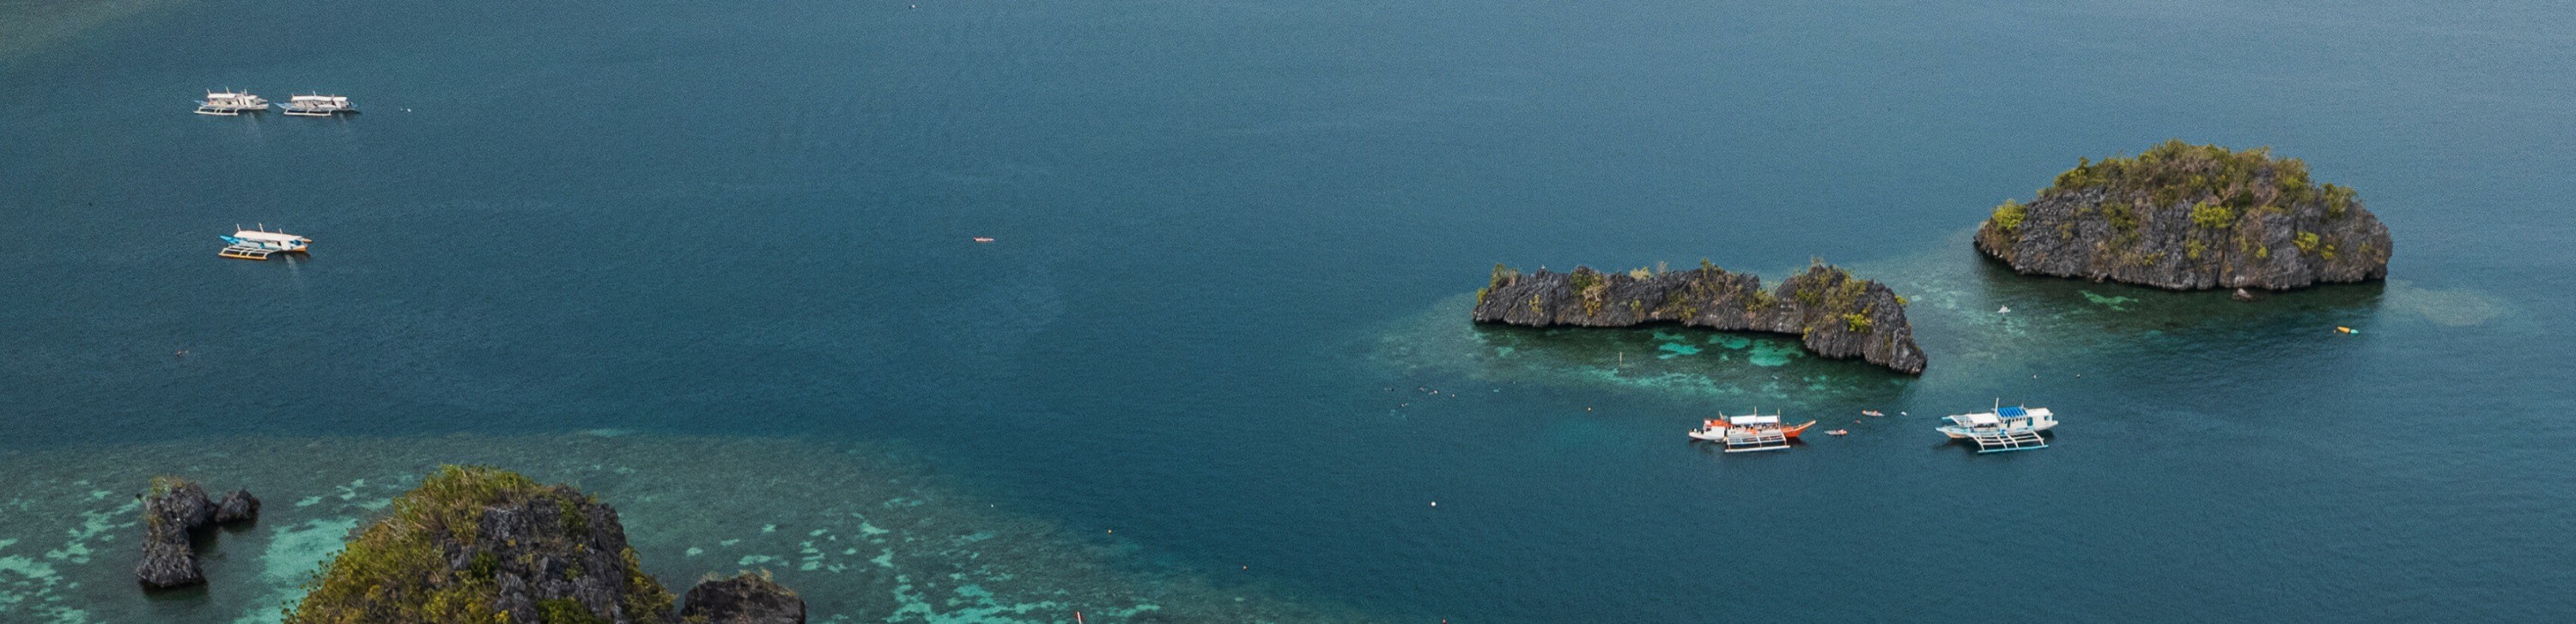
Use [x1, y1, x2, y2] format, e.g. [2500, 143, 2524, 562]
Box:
[219, 245, 276, 260]
[1722, 429, 1791, 453]
[1963, 428, 2048, 453]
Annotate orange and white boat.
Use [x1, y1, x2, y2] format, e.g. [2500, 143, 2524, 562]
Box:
[1687, 412, 1817, 452]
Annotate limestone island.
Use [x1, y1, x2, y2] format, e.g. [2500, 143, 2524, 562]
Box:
[1471, 261, 1926, 374]
[274, 465, 805, 624]
[1975, 140, 2392, 290]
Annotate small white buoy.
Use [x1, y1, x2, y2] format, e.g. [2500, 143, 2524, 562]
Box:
[1429, 501, 1437, 507]
[1998, 306, 2011, 313]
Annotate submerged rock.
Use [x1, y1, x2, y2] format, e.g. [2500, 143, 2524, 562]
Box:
[681, 572, 807, 624]
[213, 488, 261, 524]
[1974, 140, 2391, 291]
[134, 477, 213, 588]
[1470, 260, 1926, 374]
[287, 465, 679, 624]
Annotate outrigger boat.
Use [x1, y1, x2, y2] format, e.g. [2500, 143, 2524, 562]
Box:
[1936, 401, 2057, 453]
[280, 93, 356, 117]
[195, 89, 270, 115]
[219, 225, 311, 260]
[1688, 411, 1817, 453]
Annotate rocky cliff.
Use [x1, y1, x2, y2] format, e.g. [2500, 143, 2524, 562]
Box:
[285, 465, 814, 624]
[1469, 261, 1926, 374]
[134, 478, 258, 589]
[285, 465, 678, 624]
[1974, 140, 2392, 290]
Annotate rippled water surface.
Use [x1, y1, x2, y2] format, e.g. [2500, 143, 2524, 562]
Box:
[3, 1, 2573, 622]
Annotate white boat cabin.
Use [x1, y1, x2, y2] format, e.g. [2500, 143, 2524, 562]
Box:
[219, 227, 310, 260]
[1937, 403, 2057, 453]
[195, 90, 270, 115]
[281, 94, 355, 116]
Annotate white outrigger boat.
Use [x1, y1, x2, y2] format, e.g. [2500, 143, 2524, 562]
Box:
[280, 93, 356, 117]
[1936, 401, 2057, 453]
[195, 89, 270, 115]
[219, 225, 311, 260]
[1689, 411, 1817, 453]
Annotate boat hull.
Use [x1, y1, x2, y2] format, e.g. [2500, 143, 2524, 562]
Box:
[1688, 420, 1816, 441]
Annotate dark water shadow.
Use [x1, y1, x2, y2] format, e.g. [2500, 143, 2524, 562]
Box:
[1957, 257, 2390, 368]
[1965, 255, 2388, 330]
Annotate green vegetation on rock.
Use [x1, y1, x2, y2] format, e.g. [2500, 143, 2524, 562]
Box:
[2044, 140, 2347, 221]
[284, 465, 676, 624]
[2190, 201, 2235, 229]
[1990, 199, 2026, 233]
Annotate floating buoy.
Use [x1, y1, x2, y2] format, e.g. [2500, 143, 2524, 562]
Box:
[1998, 306, 2011, 313]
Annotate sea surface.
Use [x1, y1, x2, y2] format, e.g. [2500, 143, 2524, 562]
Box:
[3, 1, 2573, 622]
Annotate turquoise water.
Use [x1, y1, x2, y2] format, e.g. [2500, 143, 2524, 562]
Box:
[3, 1, 2573, 621]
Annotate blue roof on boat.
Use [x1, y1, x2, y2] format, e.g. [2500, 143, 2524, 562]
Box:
[1997, 406, 2027, 416]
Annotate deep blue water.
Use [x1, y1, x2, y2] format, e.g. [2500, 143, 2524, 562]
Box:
[4, 1, 2573, 621]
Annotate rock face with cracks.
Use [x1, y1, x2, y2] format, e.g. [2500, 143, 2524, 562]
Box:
[1975, 140, 2391, 290]
[680, 572, 806, 624]
[284, 465, 680, 624]
[134, 477, 258, 589]
[1470, 260, 1927, 374]
[213, 488, 261, 524]
[284, 465, 818, 624]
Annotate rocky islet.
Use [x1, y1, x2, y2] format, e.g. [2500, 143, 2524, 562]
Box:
[1470, 261, 1927, 374]
[134, 477, 259, 589]
[1975, 140, 2393, 290]
[277, 465, 801, 624]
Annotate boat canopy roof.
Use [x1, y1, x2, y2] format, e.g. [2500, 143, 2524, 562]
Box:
[1957, 414, 2002, 426]
[231, 230, 307, 242]
[1729, 415, 1780, 426]
[1998, 406, 2027, 416]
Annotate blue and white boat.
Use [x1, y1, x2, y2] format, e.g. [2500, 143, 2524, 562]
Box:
[1936, 402, 2056, 452]
[219, 226, 310, 260]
